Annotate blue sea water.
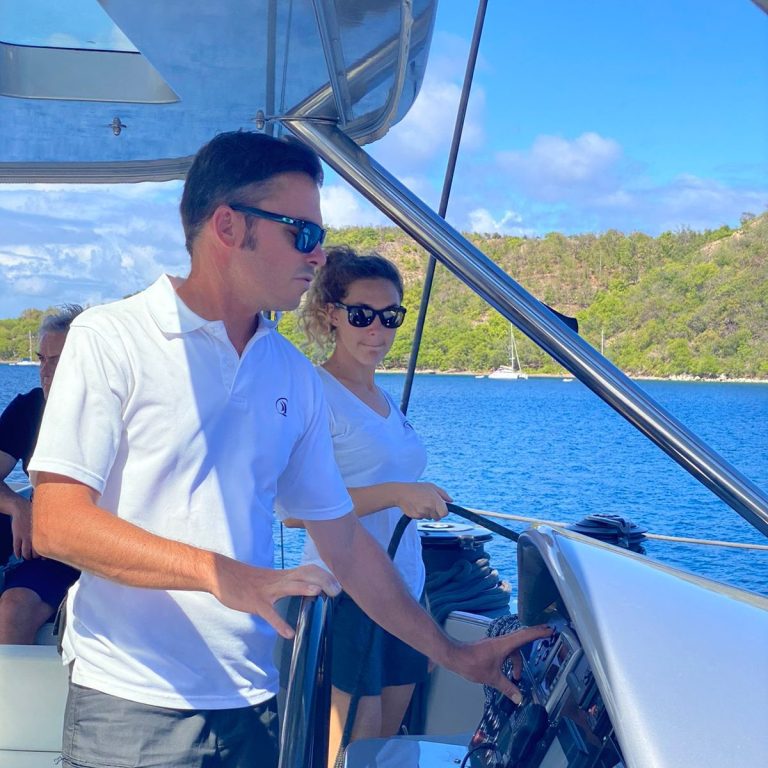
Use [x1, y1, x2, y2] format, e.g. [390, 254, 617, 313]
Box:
[3, 365, 766, 596]
[282, 374, 768, 597]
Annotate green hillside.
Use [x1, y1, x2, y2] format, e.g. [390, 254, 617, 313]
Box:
[0, 308, 45, 363]
[280, 213, 768, 379]
[2, 214, 766, 379]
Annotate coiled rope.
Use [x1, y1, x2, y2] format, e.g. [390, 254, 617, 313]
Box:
[425, 556, 513, 625]
[421, 504, 517, 625]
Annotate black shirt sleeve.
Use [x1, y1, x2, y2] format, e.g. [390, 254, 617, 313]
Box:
[0, 387, 45, 476]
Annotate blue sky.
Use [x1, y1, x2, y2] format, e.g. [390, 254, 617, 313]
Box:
[0, 0, 766, 317]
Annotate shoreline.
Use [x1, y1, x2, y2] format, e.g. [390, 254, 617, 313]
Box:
[376, 369, 768, 384]
[2, 360, 765, 384]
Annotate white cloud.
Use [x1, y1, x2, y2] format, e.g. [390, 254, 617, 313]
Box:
[333, 119, 762, 239]
[12, 276, 48, 296]
[369, 29, 486, 183]
[645, 175, 767, 232]
[320, 185, 388, 228]
[467, 208, 533, 237]
[0, 249, 36, 267]
[497, 133, 624, 202]
[373, 78, 485, 171]
[501, 172, 764, 235]
[593, 190, 635, 209]
[423, 31, 478, 83]
[320, 171, 442, 229]
[473, 132, 767, 233]
[0, 183, 186, 317]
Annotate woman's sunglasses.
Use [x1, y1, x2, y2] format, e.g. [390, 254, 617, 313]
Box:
[229, 203, 326, 254]
[334, 302, 407, 329]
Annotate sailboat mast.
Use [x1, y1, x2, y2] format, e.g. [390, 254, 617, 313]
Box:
[512, 328, 518, 372]
[510, 326, 522, 372]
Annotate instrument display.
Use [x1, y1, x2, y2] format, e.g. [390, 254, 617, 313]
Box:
[467, 616, 625, 768]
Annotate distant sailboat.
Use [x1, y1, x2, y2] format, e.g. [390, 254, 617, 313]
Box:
[488, 326, 528, 380]
[13, 331, 40, 366]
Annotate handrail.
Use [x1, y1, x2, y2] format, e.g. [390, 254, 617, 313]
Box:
[311, 0, 355, 124]
[309, 0, 416, 140]
[278, 594, 333, 768]
[281, 117, 768, 540]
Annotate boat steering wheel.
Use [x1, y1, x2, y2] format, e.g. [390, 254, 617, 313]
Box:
[278, 594, 334, 768]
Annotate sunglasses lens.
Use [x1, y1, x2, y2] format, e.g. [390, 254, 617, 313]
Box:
[296, 224, 325, 253]
[380, 312, 397, 328]
[380, 309, 405, 328]
[348, 307, 375, 327]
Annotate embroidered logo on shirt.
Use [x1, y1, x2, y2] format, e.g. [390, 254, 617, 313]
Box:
[275, 397, 288, 417]
[404, 419, 414, 430]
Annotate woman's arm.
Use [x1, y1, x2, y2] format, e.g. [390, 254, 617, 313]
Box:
[283, 481, 451, 527]
[350, 481, 451, 520]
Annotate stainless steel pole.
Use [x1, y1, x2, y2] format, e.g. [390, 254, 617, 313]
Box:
[283, 117, 768, 538]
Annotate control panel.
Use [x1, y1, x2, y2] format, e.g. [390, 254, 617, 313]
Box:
[468, 616, 625, 767]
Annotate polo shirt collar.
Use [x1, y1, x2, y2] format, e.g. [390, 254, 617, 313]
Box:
[146, 274, 280, 339]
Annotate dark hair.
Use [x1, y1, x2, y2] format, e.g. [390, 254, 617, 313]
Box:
[39, 304, 83, 335]
[300, 245, 404, 349]
[179, 131, 323, 255]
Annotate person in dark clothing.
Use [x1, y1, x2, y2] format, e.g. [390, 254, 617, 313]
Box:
[0, 387, 44, 564]
[0, 304, 82, 643]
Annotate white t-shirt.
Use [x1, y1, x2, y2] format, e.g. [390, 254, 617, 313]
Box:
[29, 275, 352, 709]
[301, 366, 427, 598]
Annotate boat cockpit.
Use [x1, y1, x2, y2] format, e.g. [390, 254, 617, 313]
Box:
[1, 3, 767, 768]
[329, 523, 767, 768]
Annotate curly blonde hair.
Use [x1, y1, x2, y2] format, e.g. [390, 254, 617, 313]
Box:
[299, 245, 404, 352]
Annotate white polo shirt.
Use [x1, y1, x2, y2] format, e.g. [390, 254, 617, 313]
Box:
[30, 275, 352, 709]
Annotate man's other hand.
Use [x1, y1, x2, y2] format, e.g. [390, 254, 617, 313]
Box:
[212, 558, 341, 639]
[447, 624, 554, 704]
[11, 498, 37, 559]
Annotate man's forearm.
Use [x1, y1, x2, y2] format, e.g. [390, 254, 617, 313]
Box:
[33, 480, 220, 592]
[307, 514, 554, 698]
[32, 477, 343, 639]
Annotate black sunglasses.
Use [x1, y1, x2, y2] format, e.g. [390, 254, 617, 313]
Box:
[229, 203, 326, 254]
[334, 302, 407, 329]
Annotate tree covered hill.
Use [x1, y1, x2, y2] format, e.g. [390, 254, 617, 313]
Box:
[279, 213, 767, 379]
[2, 214, 766, 379]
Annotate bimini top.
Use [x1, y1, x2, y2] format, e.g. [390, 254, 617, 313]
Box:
[0, 0, 436, 182]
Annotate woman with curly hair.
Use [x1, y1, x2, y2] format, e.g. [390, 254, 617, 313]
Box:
[294, 245, 451, 764]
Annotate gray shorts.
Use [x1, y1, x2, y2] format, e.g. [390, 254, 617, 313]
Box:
[61, 682, 279, 768]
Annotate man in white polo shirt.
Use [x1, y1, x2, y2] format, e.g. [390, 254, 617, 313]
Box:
[29, 131, 549, 768]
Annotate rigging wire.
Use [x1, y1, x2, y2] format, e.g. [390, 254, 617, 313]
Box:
[462, 507, 768, 552]
[400, 0, 489, 415]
